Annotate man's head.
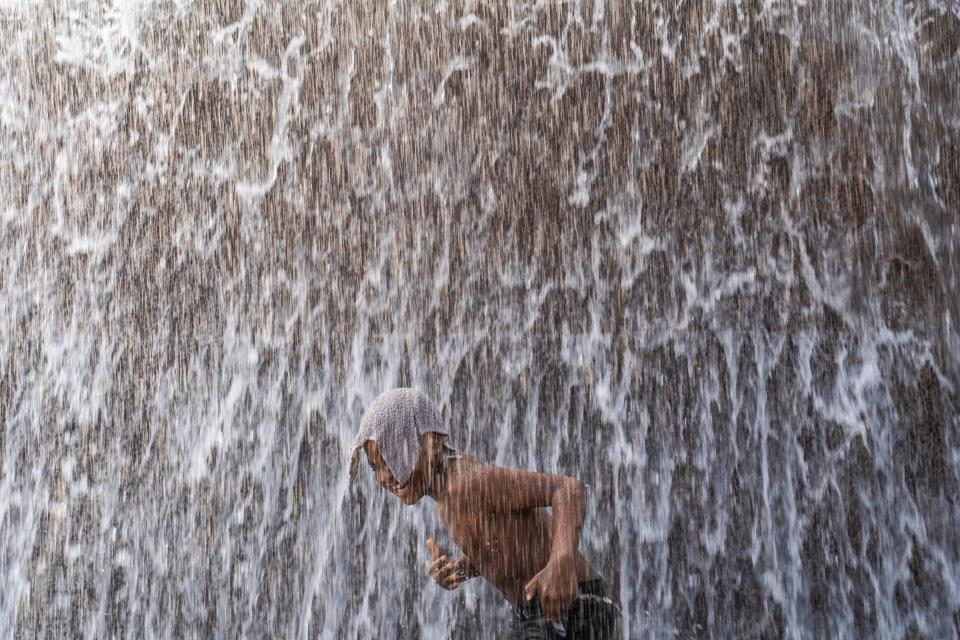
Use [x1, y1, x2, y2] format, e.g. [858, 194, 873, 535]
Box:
[362, 433, 447, 504]
[348, 388, 451, 503]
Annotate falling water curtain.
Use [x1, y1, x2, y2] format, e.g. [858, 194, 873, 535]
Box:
[1, 2, 958, 638]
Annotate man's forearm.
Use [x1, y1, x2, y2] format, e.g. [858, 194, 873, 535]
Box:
[549, 478, 587, 560]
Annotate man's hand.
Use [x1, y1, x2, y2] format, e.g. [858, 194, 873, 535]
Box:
[524, 554, 578, 623]
[426, 538, 462, 590]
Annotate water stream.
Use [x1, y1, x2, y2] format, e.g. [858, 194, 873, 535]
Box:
[2, 1, 959, 638]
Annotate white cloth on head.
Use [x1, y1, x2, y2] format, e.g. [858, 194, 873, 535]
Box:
[348, 388, 449, 485]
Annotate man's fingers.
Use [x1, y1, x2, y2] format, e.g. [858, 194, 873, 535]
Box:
[425, 542, 463, 591]
[542, 596, 562, 623]
[429, 558, 456, 581]
[546, 606, 561, 623]
[442, 575, 460, 589]
[426, 538, 442, 560]
[429, 558, 453, 576]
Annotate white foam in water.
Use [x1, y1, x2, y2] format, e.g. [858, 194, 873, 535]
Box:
[1, 1, 959, 638]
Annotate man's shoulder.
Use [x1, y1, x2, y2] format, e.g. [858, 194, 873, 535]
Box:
[447, 457, 553, 503]
[446, 456, 498, 497]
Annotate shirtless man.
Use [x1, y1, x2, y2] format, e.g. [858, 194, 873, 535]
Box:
[349, 388, 621, 639]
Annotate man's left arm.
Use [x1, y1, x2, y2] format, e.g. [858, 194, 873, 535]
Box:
[524, 477, 586, 621]
[456, 465, 588, 621]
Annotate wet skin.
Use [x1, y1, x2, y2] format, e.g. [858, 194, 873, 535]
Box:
[363, 439, 600, 621]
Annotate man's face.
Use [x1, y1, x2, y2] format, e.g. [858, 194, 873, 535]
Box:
[363, 441, 423, 505]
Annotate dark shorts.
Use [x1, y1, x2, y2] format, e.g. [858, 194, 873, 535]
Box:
[509, 579, 622, 640]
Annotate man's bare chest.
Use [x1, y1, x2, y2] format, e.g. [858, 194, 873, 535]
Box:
[438, 504, 550, 569]
[438, 505, 501, 556]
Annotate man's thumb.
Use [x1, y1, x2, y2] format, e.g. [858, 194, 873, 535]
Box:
[524, 576, 538, 602]
[426, 538, 441, 560]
